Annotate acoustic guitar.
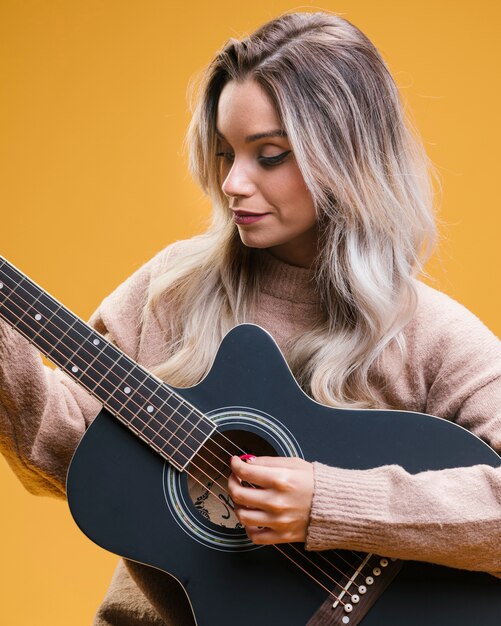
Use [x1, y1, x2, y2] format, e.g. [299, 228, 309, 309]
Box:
[1, 255, 500, 625]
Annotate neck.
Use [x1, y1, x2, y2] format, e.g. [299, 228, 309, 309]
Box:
[265, 227, 318, 269]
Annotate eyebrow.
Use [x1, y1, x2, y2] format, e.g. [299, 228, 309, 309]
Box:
[215, 128, 287, 143]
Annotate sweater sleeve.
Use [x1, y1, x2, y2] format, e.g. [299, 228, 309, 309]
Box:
[0, 248, 168, 498]
[305, 289, 501, 576]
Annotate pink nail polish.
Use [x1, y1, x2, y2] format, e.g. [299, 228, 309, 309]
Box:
[240, 454, 256, 462]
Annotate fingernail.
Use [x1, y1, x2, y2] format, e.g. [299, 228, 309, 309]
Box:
[240, 454, 256, 462]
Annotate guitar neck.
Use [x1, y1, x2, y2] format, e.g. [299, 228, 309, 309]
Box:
[0, 257, 215, 470]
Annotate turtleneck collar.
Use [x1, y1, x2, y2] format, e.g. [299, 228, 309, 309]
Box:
[257, 249, 320, 305]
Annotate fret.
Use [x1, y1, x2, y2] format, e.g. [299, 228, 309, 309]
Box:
[16, 274, 60, 324]
[189, 413, 214, 439]
[160, 398, 215, 462]
[45, 316, 79, 365]
[156, 412, 191, 450]
[170, 436, 210, 470]
[166, 393, 212, 438]
[160, 392, 191, 445]
[43, 306, 80, 360]
[123, 381, 205, 461]
[0, 289, 57, 360]
[157, 390, 211, 449]
[0, 282, 33, 335]
[104, 364, 152, 416]
[117, 384, 191, 454]
[1, 277, 42, 339]
[26, 295, 61, 346]
[0, 309, 57, 359]
[139, 437, 185, 469]
[5, 272, 82, 368]
[86, 343, 125, 396]
[167, 414, 215, 463]
[127, 374, 165, 431]
[14, 280, 45, 327]
[70, 332, 109, 392]
[178, 420, 215, 449]
[111, 365, 164, 432]
[60, 321, 101, 373]
[165, 401, 200, 449]
[140, 421, 181, 461]
[113, 375, 215, 463]
[32, 307, 74, 359]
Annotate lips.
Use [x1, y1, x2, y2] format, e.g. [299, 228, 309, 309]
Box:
[233, 210, 265, 217]
[232, 210, 269, 225]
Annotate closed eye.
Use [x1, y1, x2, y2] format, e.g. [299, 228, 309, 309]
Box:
[258, 151, 291, 167]
[215, 151, 235, 163]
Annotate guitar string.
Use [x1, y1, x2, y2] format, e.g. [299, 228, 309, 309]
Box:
[0, 267, 369, 598]
[316, 548, 364, 573]
[0, 266, 368, 598]
[0, 267, 369, 597]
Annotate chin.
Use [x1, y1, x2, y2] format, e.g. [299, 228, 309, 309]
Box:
[237, 234, 274, 250]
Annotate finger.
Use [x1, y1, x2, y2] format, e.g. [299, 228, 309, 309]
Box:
[245, 455, 304, 469]
[244, 526, 284, 545]
[233, 505, 272, 527]
[233, 455, 303, 470]
[228, 472, 274, 509]
[230, 456, 290, 488]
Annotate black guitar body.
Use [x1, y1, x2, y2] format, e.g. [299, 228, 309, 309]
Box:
[67, 324, 501, 625]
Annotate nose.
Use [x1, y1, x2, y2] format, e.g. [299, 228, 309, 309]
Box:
[221, 159, 255, 201]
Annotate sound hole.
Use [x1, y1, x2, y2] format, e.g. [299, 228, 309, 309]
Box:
[187, 429, 276, 529]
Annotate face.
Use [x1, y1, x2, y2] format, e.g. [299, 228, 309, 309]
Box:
[215, 80, 318, 268]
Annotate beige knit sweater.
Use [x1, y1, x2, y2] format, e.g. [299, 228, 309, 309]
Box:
[1, 240, 500, 625]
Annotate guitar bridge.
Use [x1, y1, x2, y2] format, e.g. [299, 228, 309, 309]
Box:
[306, 554, 403, 625]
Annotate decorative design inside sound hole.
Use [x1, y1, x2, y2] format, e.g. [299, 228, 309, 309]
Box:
[162, 407, 302, 551]
[187, 429, 276, 530]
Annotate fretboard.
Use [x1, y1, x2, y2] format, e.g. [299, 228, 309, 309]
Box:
[0, 257, 215, 471]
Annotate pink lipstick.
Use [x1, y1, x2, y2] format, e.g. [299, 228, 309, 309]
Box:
[233, 210, 268, 225]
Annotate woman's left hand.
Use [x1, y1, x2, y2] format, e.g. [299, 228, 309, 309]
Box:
[228, 455, 314, 544]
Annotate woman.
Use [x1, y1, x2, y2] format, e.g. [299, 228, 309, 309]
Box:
[1, 11, 500, 625]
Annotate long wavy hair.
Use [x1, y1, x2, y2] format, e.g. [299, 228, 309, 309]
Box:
[146, 11, 436, 408]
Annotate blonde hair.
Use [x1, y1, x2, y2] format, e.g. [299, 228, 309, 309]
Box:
[147, 11, 436, 408]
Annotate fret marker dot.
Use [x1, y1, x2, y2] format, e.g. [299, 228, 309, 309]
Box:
[35, 313, 42, 321]
[71, 366, 79, 373]
[124, 386, 131, 394]
[0, 282, 3, 289]
[93, 338, 100, 345]
[147, 405, 154, 413]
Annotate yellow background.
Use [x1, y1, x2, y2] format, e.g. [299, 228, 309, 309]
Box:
[0, 1, 499, 624]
